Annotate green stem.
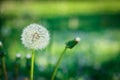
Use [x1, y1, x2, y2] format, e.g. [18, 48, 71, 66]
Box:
[51, 47, 67, 80]
[30, 50, 35, 80]
[2, 57, 8, 80]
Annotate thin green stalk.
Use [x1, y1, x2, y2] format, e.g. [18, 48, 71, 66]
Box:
[2, 57, 8, 80]
[51, 47, 67, 80]
[30, 50, 35, 80]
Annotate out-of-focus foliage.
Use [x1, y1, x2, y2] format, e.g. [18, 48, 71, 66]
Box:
[0, 1, 120, 80]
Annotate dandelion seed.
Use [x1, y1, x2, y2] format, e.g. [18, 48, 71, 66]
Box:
[21, 23, 50, 50]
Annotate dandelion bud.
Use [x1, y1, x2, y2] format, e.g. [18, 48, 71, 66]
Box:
[26, 54, 31, 59]
[14, 53, 21, 80]
[0, 41, 2, 47]
[75, 37, 81, 42]
[0, 41, 5, 58]
[16, 53, 21, 59]
[15, 53, 21, 68]
[66, 37, 80, 49]
[26, 54, 31, 70]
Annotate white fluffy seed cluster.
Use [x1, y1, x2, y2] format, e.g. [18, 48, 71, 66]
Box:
[21, 24, 50, 50]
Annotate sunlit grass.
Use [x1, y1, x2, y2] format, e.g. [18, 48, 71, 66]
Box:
[1, 1, 120, 18]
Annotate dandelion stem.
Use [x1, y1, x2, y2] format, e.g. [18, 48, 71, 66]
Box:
[2, 57, 8, 80]
[51, 47, 67, 80]
[30, 50, 35, 80]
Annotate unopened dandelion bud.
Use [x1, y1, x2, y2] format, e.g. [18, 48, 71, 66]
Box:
[66, 37, 80, 49]
[75, 37, 81, 42]
[26, 54, 31, 70]
[0, 41, 2, 47]
[15, 53, 21, 66]
[14, 54, 21, 80]
[16, 53, 21, 59]
[14, 55, 20, 66]
[0, 41, 5, 58]
[26, 54, 31, 59]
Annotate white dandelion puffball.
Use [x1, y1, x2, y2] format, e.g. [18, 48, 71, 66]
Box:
[21, 23, 50, 50]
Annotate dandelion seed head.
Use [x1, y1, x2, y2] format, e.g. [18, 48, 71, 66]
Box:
[21, 23, 50, 50]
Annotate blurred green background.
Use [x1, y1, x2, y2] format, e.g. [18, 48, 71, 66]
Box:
[0, 0, 120, 80]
